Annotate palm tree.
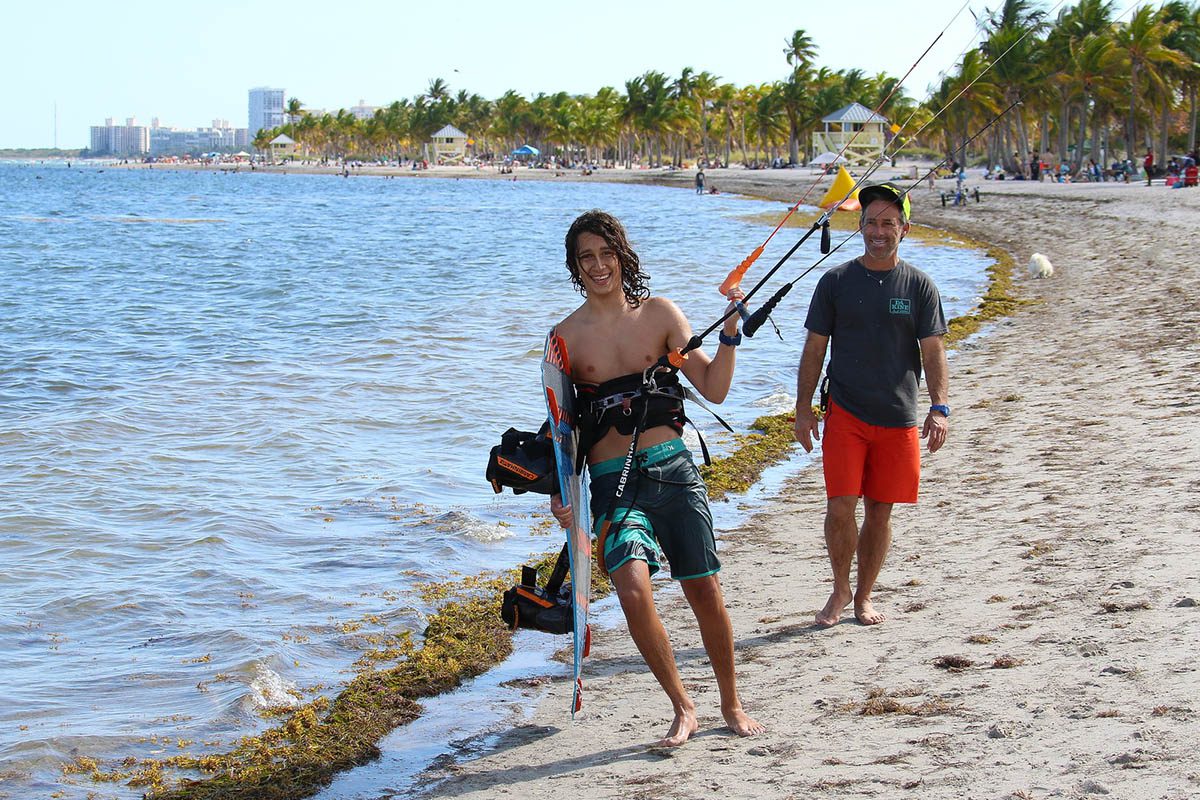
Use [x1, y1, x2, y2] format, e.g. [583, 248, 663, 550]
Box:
[576, 88, 621, 164]
[1161, 0, 1200, 155]
[1113, 5, 1189, 159]
[490, 90, 530, 156]
[782, 29, 818, 163]
[1043, 0, 1117, 170]
[927, 48, 1003, 167]
[869, 72, 915, 124]
[252, 128, 273, 159]
[331, 109, 358, 160]
[639, 70, 675, 166]
[425, 78, 450, 104]
[621, 77, 647, 168]
[752, 85, 788, 164]
[979, 0, 1046, 169]
[285, 97, 304, 145]
[1073, 32, 1123, 169]
[712, 82, 741, 166]
[736, 84, 765, 165]
[378, 100, 411, 163]
[777, 77, 810, 164]
[783, 28, 818, 72]
[686, 70, 720, 166]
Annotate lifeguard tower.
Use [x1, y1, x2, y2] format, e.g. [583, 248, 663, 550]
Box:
[269, 133, 296, 160]
[429, 124, 469, 163]
[812, 103, 890, 168]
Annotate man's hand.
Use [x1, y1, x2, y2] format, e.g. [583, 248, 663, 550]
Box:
[794, 404, 821, 453]
[922, 412, 948, 453]
[550, 493, 574, 529]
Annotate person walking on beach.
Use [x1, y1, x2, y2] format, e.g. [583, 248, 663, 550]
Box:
[549, 210, 764, 747]
[792, 183, 949, 627]
[695, 169, 706, 194]
[1144, 149, 1154, 186]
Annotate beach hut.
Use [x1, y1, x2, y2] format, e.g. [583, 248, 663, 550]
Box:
[430, 124, 469, 163]
[268, 133, 296, 160]
[811, 103, 891, 168]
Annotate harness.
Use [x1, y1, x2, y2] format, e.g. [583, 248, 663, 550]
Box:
[585, 363, 733, 576]
[578, 370, 685, 446]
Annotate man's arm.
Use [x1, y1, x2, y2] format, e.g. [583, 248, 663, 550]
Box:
[793, 331, 829, 453]
[919, 333, 949, 453]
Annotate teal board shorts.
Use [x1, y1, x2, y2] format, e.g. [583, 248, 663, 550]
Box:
[588, 439, 721, 581]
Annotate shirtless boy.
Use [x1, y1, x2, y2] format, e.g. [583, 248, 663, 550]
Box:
[549, 209, 764, 746]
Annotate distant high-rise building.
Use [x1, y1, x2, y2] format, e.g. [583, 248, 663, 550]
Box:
[248, 87, 286, 136]
[349, 99, 379, 121]
[147, 119, 251, 156]
[89, 117, 149, 156]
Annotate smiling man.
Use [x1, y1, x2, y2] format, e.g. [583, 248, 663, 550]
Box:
[548, 209, 763, 747]
[792, 183, 949, 628]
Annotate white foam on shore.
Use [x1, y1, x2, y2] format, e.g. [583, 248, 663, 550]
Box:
[248, 663, 300, 710]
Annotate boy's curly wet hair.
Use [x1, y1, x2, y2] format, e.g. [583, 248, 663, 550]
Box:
[564, 210, 650, 307]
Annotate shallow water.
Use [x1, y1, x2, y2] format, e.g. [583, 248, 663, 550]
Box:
[0, 162, 991, 797]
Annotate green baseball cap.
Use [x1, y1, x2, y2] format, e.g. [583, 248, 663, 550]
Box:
[859, 182, 911, 221]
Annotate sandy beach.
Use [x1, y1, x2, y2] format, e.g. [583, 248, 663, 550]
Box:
[379, 170, 1200, 799]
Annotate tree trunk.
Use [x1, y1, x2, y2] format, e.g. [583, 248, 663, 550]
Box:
[1057, 94, 1070, 170]
[1189, 86, 1197, 154]
[1075, 93, 1091, 171]
[1125, 64, 1140, 160]
[1159, 96, 1170, 164]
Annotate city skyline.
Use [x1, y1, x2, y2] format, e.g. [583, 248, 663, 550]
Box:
[3, 0, 984, 150]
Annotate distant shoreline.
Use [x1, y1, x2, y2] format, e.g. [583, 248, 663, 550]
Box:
[114, 157, 1175, 207]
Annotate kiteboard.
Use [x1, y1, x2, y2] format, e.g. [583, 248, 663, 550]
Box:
[541, 328, 592, 715]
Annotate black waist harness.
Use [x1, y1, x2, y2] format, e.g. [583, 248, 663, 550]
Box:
[575, 369, 732, 469]
[577, 371, 687, 445]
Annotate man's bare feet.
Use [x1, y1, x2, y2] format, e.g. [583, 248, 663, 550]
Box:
[854, 598, 885, 625]
[723, 705, 766, 737]
[815, 587, 852, 627]
[657, 708, 700, 747]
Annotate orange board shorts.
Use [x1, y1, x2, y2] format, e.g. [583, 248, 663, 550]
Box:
[822, 399, 920, 503]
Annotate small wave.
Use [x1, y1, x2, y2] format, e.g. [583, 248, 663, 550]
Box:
[248, 663, 300, 709]
[751, 391, 796, 413]
[434, 510, 513, 542]
[99, 216, 226, 224]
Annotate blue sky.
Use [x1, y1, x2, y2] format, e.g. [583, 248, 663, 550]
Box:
[4, 0, 987, 150]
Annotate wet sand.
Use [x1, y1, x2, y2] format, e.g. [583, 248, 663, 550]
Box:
[408, 171, 1200, 799]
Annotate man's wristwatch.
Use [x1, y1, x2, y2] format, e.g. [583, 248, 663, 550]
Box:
[929, 404, 950, 418]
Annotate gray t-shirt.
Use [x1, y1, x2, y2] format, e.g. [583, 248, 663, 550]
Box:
[804, 257, 947, 427]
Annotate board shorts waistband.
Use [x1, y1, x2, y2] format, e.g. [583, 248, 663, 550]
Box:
[589, 438, 688, 477]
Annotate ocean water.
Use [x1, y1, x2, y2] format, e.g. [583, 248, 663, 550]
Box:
[0, 162, 991, 797]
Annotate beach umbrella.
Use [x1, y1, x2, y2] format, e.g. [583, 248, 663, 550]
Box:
[512, 145, 540, 156]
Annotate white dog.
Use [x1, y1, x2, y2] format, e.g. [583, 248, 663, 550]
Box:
[1028, 252, 1054, 278]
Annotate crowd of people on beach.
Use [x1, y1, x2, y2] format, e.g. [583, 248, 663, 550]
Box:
[969, 147, 1200, 187]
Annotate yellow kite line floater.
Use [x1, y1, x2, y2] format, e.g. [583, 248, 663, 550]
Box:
[819, 166, 860, 212]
